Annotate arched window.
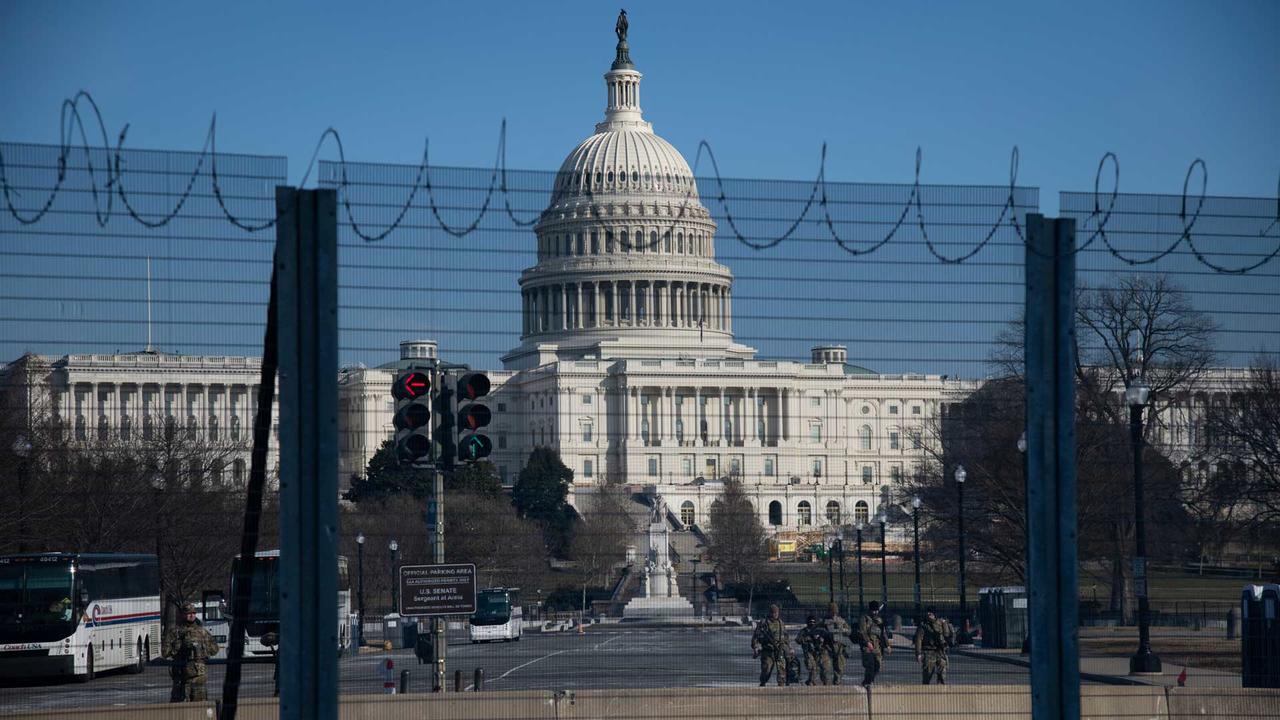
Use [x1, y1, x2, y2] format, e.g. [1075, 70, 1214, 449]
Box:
[768, 501, 783, 526]
[664, 232, 671, 253]
[606, 231, 615, 253]
[680, 501, 695, 527]
[854, 501, 869, 525]
[826, 500, 841, 525]
[591, 232, 599, 254]
[576, 234, 585, 256]
[797, 501, 812, 526]
[677, 233, 684, 253]
[650, 230, 658, 251]
[859, 425, 873, 450]
[619, 230, 628, 251]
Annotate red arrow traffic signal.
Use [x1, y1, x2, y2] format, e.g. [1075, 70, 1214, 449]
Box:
[391, 371, 431, 400]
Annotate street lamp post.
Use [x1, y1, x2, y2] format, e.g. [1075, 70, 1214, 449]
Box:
[356, 533, 366, 647]
[826, 535, 836, 606]
[13, 437, 32, 553]
[836, 537, 847, 618]
[1126, 380, 1162, 674]
[877, 511, 888, 609]
[955, 465, 973, 645]
[855, 522, 865, 610]
[389, 539, 400, 615]
[912, 496, 922, 622]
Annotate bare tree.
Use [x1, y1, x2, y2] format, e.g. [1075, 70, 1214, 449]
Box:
[568, 483, 635, 616]
[706, 479, 769, 613]
[1203, 358, 1280, 530]
[988, 274, 1215, 619]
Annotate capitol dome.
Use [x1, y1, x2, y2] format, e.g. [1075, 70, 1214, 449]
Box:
[502, 15, 756, 371]
[553, 131, 696, 202]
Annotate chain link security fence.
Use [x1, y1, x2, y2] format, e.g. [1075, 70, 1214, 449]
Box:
[1, 137, 1278, 718]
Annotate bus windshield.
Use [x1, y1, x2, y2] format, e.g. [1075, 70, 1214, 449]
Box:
[230, 556, 279, 620]
[0, 561, 76, 643]
[473, 591, 511, 620]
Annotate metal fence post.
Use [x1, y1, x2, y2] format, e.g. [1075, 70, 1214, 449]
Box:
[1025, 213, 1080, 720]
[276, 187, 340, 720]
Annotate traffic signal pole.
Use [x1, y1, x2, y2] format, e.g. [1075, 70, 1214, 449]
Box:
[432, 467, 446, 692]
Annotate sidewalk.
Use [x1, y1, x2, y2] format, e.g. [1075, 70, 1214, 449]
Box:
[931, 640, 1242, 688]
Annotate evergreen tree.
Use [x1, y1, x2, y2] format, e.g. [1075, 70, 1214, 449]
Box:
[512, 447, 577, 556]
[342, 439, 432, 502]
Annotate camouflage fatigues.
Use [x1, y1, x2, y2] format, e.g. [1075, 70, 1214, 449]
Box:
[750, 617, 790, 686]
[162, 618, 220, 702]
[795, 623, 833, 685]
[858, 613, 890, 686]
[913, 616, 955, 684]
[823, 614, 853, 685]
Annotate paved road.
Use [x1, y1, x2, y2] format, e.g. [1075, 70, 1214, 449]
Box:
[0, 627, 1040, 713]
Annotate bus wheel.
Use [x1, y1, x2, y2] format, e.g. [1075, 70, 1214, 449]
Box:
[515, 634, 521, 642]
[129, 639, 145, 674]
[78, 646, 95, 682]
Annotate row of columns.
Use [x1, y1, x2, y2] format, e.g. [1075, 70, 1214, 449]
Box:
[539, 230, 709, 259]
[63, 382, 257, 442]
[622, 386, 799, 447]
[523, 280, 732, 336]
[615, 387, 909, 450]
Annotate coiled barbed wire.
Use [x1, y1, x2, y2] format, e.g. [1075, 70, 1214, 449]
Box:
[2, 91, 1278, 272]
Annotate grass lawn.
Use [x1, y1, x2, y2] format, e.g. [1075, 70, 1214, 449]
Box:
[1078, 627, 1241, 673]
[780, 563, 1256, 608]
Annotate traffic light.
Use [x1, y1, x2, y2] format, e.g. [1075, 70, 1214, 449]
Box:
[455, 372, 493, 462]
[391, 370, 432, 466]
[432, 380, 456, 470]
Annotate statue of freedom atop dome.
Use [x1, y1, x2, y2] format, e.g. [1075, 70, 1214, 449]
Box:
[615, 9, 628, 42]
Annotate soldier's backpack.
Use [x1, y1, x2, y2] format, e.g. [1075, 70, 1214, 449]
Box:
[785, 654, 801, 684]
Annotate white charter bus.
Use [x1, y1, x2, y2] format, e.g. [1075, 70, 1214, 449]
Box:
[206, 550, 352, 660]
[0, 553, 160, 681]
[468, 587, 522, 643]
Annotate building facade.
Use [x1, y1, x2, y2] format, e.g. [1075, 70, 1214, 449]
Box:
[2, 350, 276, 484]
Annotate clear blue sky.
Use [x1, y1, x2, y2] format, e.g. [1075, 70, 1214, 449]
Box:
[1, 1, 1277, 374]
[2, 1, 1277, 203]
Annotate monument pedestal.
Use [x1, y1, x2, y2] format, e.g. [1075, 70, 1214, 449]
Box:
[621, 495, 696, 620]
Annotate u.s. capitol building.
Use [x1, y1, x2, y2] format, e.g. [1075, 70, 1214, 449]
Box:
[339, 27, 978, 532]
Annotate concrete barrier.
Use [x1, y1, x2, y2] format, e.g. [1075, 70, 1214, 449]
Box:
[561, 686, 869, 719]
[865, 685, 1030, 718]
[6, 685, 1279, 719]
[4, 704, 216, 720]
[1167, 687, 1280, 719]
[1081, 685, 1168, 720]
[232, 692, 556, 720]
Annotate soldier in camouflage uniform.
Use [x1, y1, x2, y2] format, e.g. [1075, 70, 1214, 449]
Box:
[163, 602, 221, 702]
[822, 602, 853, 685]
[795, 615, 833, 685]
[913, 607, 955, 684]
[750, 604, 790, 686]
[857, 600, 891, 687]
